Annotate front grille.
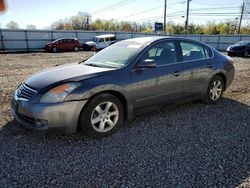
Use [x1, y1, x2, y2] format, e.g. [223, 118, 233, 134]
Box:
[16, 83, 38, 100]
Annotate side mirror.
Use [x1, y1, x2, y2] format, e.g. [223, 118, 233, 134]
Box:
[136, 59, 157, 69]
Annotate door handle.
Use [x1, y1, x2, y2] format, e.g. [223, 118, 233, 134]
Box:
[173, 71, 180, 77]
[208, 64, 213, 68]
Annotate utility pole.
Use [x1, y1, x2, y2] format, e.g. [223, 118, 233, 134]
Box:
[185, 0, 191, 33]
[238, 2, 245, 35]
[86, 15, 90, 30]
[163, 0, 167, 33]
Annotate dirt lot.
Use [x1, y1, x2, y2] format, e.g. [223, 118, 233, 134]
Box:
[0, 52, 93, 127]
[0, 52, 249, 187]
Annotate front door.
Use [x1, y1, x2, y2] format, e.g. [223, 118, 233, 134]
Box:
[131, 41, 184, 109]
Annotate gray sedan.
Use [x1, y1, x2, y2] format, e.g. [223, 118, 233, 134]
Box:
[11, 37, 234, 138]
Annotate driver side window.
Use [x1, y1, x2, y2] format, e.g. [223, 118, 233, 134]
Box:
[141, 42, 177, 66]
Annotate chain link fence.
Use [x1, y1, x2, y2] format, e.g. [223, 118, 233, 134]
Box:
[0, 29, 250, 52]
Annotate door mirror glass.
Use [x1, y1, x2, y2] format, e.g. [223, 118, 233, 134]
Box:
[136, 59, 156, 69]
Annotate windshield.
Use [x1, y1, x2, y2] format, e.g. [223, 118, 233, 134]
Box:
[93, 37, 99, 43]
[83, 40, 147, 68]
[236, 41, 248, 46]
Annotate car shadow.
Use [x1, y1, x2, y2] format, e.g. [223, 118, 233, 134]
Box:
[0, 98, 249, 187]
[242, 56, 250, 59]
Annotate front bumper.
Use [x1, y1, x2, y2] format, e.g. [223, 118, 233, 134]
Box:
[11, 95, 88, 134]
[226, 50, 245, 56]
[44, 45, 52, 52]
[83, 43, 94, 51]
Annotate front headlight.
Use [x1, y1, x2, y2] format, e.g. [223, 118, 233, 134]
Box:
[39, 82, 81, 103]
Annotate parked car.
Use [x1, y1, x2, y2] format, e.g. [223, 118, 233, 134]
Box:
[45, 38, 81, 52]
[83, 34, 117, 51]
[12, 37, 234, 138]
[226, 41, 250, 57]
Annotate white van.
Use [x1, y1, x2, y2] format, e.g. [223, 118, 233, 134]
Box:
[83, 34, 117, 50]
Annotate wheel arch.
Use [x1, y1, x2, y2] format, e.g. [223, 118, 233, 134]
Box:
[214, 73, 227, 91]
[77, 90, 130, 131]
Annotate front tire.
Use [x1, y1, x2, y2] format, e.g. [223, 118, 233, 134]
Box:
[204, 75, 225, 104]
[79, 93, 124, 138]
[244, 50, 249, 57]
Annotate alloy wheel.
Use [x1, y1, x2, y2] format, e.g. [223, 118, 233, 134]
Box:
[209, 80, 223, 101]
[244, 51, 248, 57]
[91, 101, 119, 133]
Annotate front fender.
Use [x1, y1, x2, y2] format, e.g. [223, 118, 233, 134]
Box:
[66, 84, 134, 119]
[68, 84, 129, 100]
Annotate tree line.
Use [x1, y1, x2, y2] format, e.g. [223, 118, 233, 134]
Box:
[3, 11, 250, 35]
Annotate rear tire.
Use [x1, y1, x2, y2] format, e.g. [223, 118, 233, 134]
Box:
[73, 46, 79, 52]
[244, 51, 249, 57]
[79, 93, 124, 138]
[52, 47, 58, 53]
[204, 75, 225, 104]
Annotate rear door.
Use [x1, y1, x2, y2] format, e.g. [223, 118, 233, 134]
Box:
[67, 39, 74, 49]
[178, 40, 214, 96]
[131, 40, 184, 109]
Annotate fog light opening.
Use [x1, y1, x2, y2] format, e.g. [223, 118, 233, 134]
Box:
[35, 119, 48, 128]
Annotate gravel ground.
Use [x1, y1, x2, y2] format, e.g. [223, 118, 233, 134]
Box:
[0, 52, 249, 187]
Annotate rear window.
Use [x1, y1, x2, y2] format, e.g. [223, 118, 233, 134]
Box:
[180, 42, 212, 61]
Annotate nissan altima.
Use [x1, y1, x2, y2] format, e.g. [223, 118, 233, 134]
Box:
[11, 37, 234, 138]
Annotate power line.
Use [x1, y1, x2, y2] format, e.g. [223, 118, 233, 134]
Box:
[116, 1, 186, 21]
[191, 0, 241, 6]
[190, 6, 241, 11]
[117, 6, 162, 20]
[102, 1, 247, 26]
[92, 0, 136, 15]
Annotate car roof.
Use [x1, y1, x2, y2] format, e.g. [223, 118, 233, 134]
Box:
[94, 34, 115, 38]
[54, 38, 78, 41]
[123, 36, 209, 46]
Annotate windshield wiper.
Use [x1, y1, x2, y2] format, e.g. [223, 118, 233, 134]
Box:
[84, 63, 104, 67]
[84, 62, 119, 68]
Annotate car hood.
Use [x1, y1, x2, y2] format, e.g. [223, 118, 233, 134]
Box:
[85, 41, 96, 46]
[25, 63, 113, 92]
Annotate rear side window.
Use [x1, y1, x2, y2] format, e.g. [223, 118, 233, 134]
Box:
[110, 36, 116, 41]
[142, 41, 177, 66]
[67, 39, 73, 43]
[180, 42, 212, 61]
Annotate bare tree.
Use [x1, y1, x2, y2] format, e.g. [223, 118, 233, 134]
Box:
[6, 21, 20, 29]
[26, 24, 36, 29]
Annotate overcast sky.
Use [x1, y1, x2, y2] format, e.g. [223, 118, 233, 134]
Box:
[0, 0, 246, 29]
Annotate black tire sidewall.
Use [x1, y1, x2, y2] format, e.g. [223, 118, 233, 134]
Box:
[80, 93, 124, 138]
[205, 76, 225, 104]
